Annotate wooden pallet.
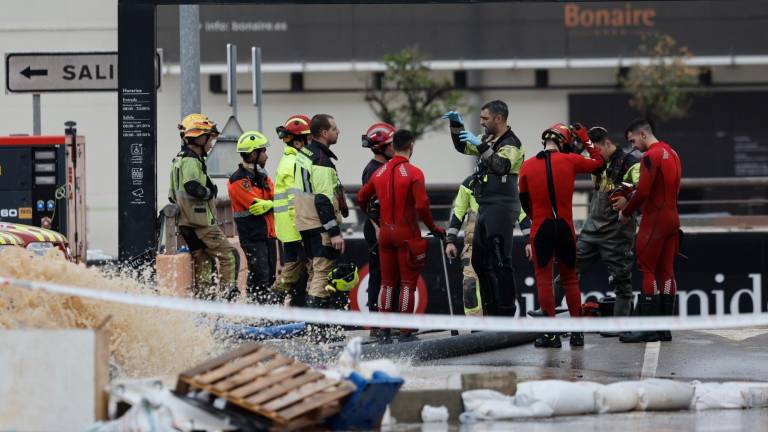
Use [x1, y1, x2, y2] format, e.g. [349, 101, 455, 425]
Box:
[176, 343, 354, 430]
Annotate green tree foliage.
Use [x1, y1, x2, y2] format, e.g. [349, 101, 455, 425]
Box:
[621, 33, 698, 122]
[365, 48, 470, 139]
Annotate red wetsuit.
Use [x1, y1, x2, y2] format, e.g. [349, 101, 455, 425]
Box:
[621, 141, 681, 296]
[356, 155, 440, 315]
[519, 144, 604, 317]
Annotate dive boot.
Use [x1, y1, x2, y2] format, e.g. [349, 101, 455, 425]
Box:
[600, 295, 633, 337]
[534, 333, 562, 348]
[570, 332, 584, 347]
[658, 294, 676, 342]
[620, 294, 660, 343]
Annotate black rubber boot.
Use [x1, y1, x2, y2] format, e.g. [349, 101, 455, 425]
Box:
[620, 294, 660, 343]
[304, 295, 345, 343]
[659, 294, 675, 342]
[527, 307, 569, 317]
[570, 332, 584, 347]
[377, 328, 392, 344]
[398, 329, 418, 343]
[600, 296, 633, 337]
[534, 333, 562, 348]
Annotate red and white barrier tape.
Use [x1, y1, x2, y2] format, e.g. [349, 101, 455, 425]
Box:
[2, 276, 767, 332]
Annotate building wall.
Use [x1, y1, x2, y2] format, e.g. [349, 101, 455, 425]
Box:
[1, 0, 767, 256]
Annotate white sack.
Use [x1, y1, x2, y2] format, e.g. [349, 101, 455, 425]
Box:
[692, 381, 768, 410]
[636, 379, 694, 411]
[460, 389, 553, 420]
[515, 380, 601, 416]
[421, 405, 450, 423]
[595, 382, 640, 414]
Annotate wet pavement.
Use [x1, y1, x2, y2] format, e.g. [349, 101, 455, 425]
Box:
[427, 328, 768, 383]
[384, 409, 768, 431]
[388, 328, 768, 431]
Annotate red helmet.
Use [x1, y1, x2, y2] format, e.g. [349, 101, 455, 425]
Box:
[542, 123, 575, 152]
[362, 122, 396, 151]
[277, 114, 311, 142]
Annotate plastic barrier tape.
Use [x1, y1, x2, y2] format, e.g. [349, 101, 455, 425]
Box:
[3, 276, 768, 333]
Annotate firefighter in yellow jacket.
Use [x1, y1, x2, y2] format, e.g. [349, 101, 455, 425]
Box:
[169, 114, 239, 301]
[294, 114, 347, 309]
[273, 115, 313, 306]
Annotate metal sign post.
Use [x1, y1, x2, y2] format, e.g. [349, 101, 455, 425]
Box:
[251, 47, 263, 131]
[227, 43, 237, 118]
[32, 94, 41, 135]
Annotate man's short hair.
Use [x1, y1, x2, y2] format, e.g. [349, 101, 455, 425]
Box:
[624, 117, 655, 137]
[481, 100, 509, 121]
[588, 126, 609, 144]
[310, 114, 334, 137]
[393, 129, 415, 152]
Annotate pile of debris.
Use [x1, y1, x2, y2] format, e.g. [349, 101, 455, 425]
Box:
[91, 341, 402, 431]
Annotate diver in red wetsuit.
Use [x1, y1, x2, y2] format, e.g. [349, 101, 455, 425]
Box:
[617, 118, 682, 344]
[519, 123, 604, 348]
[357, 129, 445, 343]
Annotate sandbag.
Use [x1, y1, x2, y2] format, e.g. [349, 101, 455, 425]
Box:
[460, 389, 553, 421]
[515, 380, 602, 416]
[421, 405, 449, 422]
[595, 382, 640, 414]
[745, 386, 768, 408]
[636, 379, 694, 411]
[692, 381, 768, 410]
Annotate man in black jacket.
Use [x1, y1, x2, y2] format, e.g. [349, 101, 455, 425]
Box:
[443, 100, 525, 316]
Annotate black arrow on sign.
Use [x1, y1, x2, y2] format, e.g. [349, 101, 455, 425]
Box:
[20, 66, 48, 79]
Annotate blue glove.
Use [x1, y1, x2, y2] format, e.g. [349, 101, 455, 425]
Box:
[458, 130, 482, 146]
[441, 111, 464, 125]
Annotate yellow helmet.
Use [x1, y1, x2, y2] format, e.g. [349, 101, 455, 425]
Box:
[325, 263, 359, 293]
[179, 113, 219, 139]
[237, 130, 270, 154]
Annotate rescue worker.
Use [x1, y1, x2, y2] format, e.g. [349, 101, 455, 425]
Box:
[169, 114, 239, 301]
[361, 122, 397, 329]
[294, 114, 347, 311]
[618, 118, 682, 343]
[357, 129, 445, 343]
[273, 115, 312, 306]
[445, 175, 532, 316]
[443, 100, 525, 317]
[519, 123, 604, 348]
[227, 130, 277, 304]
[551, 126, 641, 331]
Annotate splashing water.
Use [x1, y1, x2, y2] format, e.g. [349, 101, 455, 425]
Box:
[0, 247, 227, 378]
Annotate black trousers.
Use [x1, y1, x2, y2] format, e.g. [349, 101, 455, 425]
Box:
[471, 204, 518, 317]
[364, 219, 382, 312]
[241, 238, 277, 304]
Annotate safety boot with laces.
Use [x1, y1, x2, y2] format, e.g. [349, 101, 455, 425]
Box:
[534, 333, 562, 348]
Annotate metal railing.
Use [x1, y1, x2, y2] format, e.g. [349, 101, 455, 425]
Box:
[158, 176, 766, 250]
[345, 176, 768, 225]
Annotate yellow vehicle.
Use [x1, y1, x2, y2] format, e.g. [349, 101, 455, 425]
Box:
[0, 222, 71, 260]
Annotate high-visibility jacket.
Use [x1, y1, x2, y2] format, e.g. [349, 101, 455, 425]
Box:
[227, 163, 276, 243]
[450, 124, 525, 211]
[447, 175, 531, 244]
[274, 145, 302, 243]
[294, 140, 344, 236]
[168, 147, 216, 228]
